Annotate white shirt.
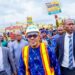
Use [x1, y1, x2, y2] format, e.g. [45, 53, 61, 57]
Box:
[0, 47, 4, 71]
[62, 33, 75, 68]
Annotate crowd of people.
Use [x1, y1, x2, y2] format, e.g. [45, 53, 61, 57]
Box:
[0, 18, 75, 75]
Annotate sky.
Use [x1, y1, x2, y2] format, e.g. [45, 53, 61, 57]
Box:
[0, 0, 75, 28]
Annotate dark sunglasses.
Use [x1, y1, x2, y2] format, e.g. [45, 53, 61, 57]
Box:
[58, 30, 63, 31]
[27, 34, 38, 38]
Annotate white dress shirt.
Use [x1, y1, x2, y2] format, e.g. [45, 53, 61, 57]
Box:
[0, 47, 4, 71]
[62, 33, 75, 68]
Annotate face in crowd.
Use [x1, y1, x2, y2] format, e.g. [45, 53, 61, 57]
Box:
[64, 19, 74, 34]
[57, 26, 64, 35]
[10, 34, 15, 41]
[26, 32, 40, 48]
[16, 34, 22, 42]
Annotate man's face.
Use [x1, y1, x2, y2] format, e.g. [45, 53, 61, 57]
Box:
[27, 32, 40, 48]
[57, 26, 64, 35]
[42, 32, 47, 38]
[10, 34, 15, 41]
[64, 19, 74, 34]
[16, 34, 22, 41]
[52, 30, 57, 36]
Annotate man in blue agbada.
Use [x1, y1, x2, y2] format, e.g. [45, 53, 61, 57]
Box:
[18, 25, 61, 75]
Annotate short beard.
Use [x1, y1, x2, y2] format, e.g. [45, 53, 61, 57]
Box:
[32, 45, 37, 48]
[17, 40, 21, 42]
[30, 43, 38, 48]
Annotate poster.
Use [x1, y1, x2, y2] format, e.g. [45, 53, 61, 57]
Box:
[46, 1, 61, 15]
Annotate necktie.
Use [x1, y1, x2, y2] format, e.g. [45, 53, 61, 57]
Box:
[68, 36, 73, 69]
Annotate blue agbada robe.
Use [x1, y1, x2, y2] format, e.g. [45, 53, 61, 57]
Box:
[18, 45, 61, 75]
[28, 46, 45, 75]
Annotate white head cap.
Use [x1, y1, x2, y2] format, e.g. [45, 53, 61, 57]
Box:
[26, 25, 39, 34]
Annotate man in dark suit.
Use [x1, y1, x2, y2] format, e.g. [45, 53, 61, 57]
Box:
[56, 18, 75, 75]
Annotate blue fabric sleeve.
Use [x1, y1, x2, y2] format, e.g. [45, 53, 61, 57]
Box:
[47, 47, 61, 75]
[18, 53, 26, 75]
